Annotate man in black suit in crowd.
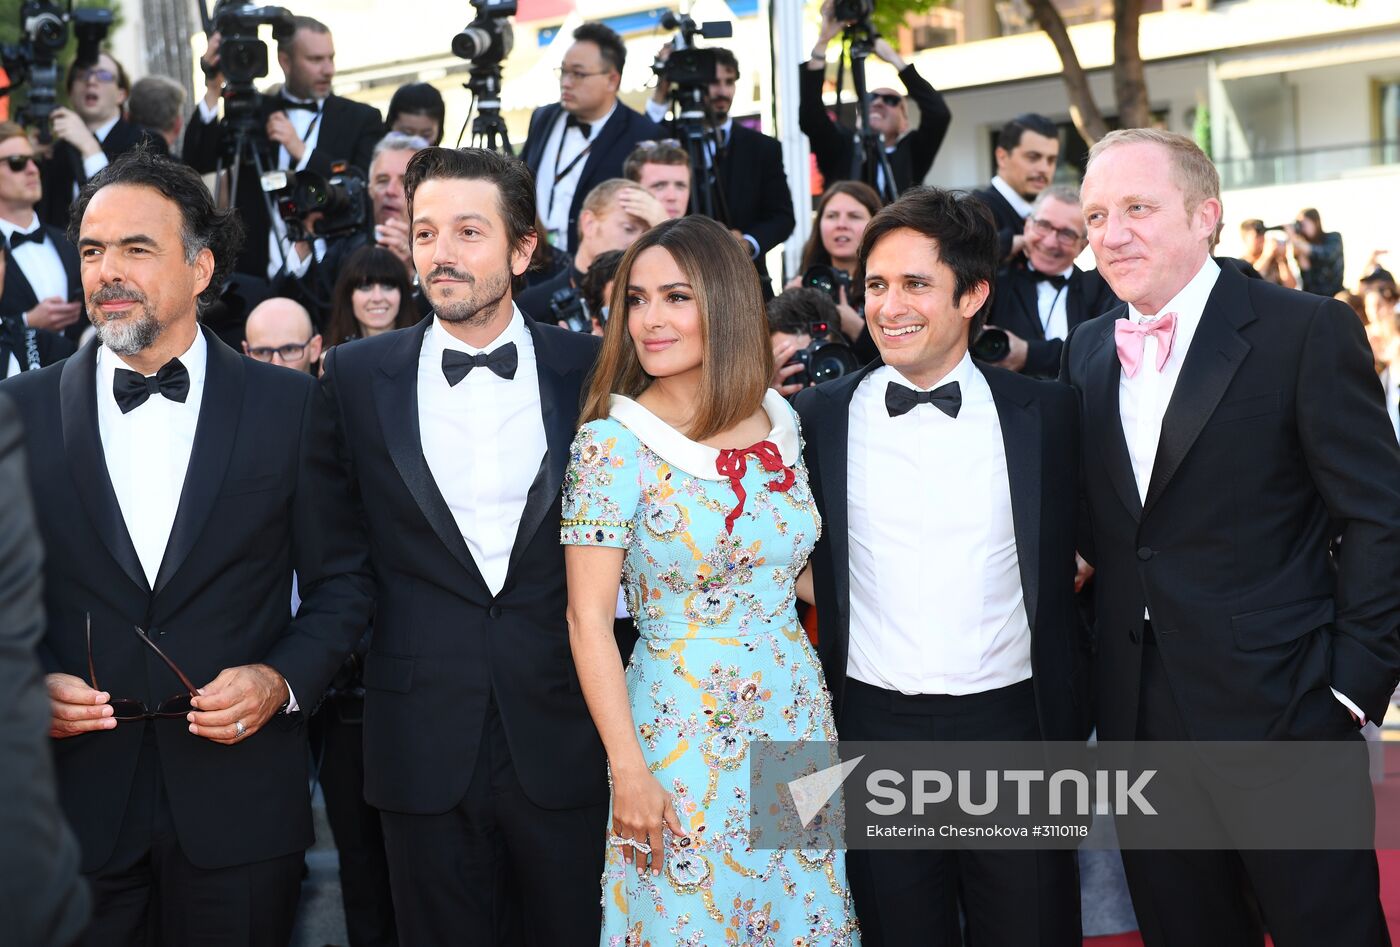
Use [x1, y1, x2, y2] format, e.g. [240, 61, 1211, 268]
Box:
[320, 147, 607, 946]
[40, 52, 167, 232]
[1062, 128, 1400, 946]
[1, 149, 373, 945]
[972, 113, 1060, 263]
[0, 391, 90, 947]
[0, 123, 83, 343]
[185, 16, 384, 280]
[522, 22, 656, 255]
[796, 187, 1088, 946]
[801, 1, 951, 202]
[984, 184, 1117, 378]
[647, 45, 795, 297]
[0, 243, 75, 377]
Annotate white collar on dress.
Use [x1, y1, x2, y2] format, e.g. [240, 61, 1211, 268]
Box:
[606, 389, 800, 481]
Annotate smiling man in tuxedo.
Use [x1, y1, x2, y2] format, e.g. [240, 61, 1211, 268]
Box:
[0, 147, 373, 946]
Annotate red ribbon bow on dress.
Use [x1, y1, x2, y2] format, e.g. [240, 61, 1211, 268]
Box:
[714, 441, 795, 534]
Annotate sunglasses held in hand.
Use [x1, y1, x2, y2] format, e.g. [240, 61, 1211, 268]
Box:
[86, 613, 200, 720]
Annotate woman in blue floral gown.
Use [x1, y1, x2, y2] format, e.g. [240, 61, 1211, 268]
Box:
[561, 216, 859, 947]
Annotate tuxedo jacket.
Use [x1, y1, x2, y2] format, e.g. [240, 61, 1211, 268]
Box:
[0, 328, 374, 872]
[0, 392, 90, 945]
[319, 315, 609, 814]
[0, 223, 83, 342]
[183, 93, 385, 278]
[40, 119, 168, 232]
[0, 312, 76, 376]
[798, 62, 951, 196]
[1061, 262, 1400, 740]
[970, 185, 1026, 263]
[522, 102, 658, 249]
[987, 264, 1118, 377]
[794, 359, 1090, 742]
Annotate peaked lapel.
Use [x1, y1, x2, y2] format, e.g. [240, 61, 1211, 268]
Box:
[153, 328, 244, 596]
[981, 365, 1042, 632]
[373, 317, 490, 591]
[1143, 266, 1254, 514]
[1082, 309, 1142, 521]
[58, 338, 148, 592]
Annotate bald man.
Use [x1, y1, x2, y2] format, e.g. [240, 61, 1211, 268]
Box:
[243, 298, 322, 374]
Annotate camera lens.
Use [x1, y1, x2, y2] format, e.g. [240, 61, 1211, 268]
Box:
[970, 327, 1010, 363]
[451, 26, 492, 60]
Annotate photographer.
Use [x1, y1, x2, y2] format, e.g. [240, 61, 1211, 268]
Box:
[127, 75, 188, 152]
[622, 139, 690, 219]
[787, 181, 882, 362]
[801, 0, 950, 199]
[579, 248, 622, 331]
[1238, 218, 1297, 288]
[40, 52, 167, 232]
[185, 15, 384, 279]
[1288, 207, 1345, 297]
[768, 286, 852, 396]
[647, 44, 794, 297]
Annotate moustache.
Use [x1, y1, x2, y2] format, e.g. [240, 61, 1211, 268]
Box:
[425, 266, 472, 284]
[89, 285, 147, 308]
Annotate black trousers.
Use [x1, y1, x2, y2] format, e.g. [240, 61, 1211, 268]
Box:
[79, 728, 303, 947]
[838, 677, 1081, 947]
[309, 696, 397, 947]
[378, 697, 608, 947]
[1118, 628, 1390, 947]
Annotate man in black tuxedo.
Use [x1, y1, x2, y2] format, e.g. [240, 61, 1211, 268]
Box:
[801, 1, 951, 202]
[522, 22, 656, 255]
[0, 391, 91, 947]
[984, 184, 1117, 378]
[320, 147, 607, 946]
[796, 187, 1088, 946]
[0, 243, 75, 377]
[1, 149, 373, 945]
[0, 123, 84, 343]
[185, 16, 384, 280]
[1062, 128, 1400, 946]
[647, 46, 794, 297]
[972, 113, 1060, 263]
[40, 52, 167, 232]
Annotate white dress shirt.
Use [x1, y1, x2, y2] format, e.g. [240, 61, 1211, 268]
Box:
[535, 103, 616, 252]
[990, 175, 1034, 220]
[846, 355, 1032, 695]
[0, 213, 71, 323]
[1383, 367, 1400, 440]
[1028, 261, 1073, 341]
[265, 92, 328, 278]
[76, 116, 121, 192]
[418, 306, 546, 595]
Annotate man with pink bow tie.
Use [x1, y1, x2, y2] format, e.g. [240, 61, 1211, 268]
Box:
[1061, 127, 1400, 947]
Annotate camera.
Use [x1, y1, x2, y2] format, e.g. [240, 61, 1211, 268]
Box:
[1, 1, 113, 142]
[262, 162, 369, 242]
[654, 11, 732, 87]
[453, 0, 516, 65]
[210, 1, 295, 85]
[802, 264, 853, 304]
[970, 326, 1010, 363]
[833, 0, 875, 23]
[548, 286, 592, 333]
[788, 320, 859, 387]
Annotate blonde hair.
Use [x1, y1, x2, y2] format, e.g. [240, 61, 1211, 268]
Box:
[582, 177, 644, 217]
[580, 215, 771, 442]
[1087, 128, 1220, 216]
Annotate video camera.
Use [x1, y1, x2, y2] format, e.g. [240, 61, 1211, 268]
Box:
[262, 161, 369, 243]
[202, 0, 296, 140]
[0, 1, 113, 143]
[654, 11, 732, 87]
[453, 0, 515, 65]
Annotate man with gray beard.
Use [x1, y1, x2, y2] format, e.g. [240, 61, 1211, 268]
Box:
[318, 147, 608, 946]
[0, 147, 373, 946]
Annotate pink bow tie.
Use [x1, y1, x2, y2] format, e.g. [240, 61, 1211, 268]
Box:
[1115, 312, 1178, 378]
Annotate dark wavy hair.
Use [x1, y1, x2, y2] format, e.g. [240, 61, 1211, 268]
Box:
[326, 245, 417, 347]
[69, 144, 243, 315]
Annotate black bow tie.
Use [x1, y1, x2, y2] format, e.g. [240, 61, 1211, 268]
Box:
[565, 114, 592, 137]
[8, 227, 45, 250]
[885, 380, 962, 419]
[1031, 270, 1068, 290]
[280, 97, 320, 113]
[113, 358, 190, 414]
[441, 343, 518, 385]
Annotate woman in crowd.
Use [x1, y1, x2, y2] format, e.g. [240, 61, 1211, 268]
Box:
[386, 82, 446, 146]
[1289, 206, 1345, 297]
[561, 215, 858, 945]
[790, 181, 883, 359]
[325, 245, 418, 349]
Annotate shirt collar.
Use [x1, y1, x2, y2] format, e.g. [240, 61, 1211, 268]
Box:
[1026, 259, 1075, 279]
[0, 213, 41, 237]
[990, 176, 1034, 220]
[281, 88, 326, 109]
[430, 303, 528, 356]
[1127, 255, 1220, 325]
[96, 325, 208, 397]
[93, 116, 120, 143]
[565, 101, 617, 139]
[877, 350, 978, 394]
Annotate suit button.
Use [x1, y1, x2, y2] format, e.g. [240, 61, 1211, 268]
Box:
[1128, 628, 1141, 644]
[1137, 546, 1154, 561]
[489, 605, 503, 619]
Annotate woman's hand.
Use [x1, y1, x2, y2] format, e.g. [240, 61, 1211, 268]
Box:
[610, 764, 688, 878]
[836, 286, 864, 342]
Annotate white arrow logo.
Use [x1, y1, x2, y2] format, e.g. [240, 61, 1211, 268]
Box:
[788, 755, 865, 827]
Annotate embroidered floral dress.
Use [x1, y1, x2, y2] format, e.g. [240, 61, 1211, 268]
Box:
[561, 391, 859, 947]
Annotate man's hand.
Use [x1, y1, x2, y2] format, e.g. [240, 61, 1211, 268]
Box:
[47, 673, 115, 739]
[771, 336, 806, 397]
[814, 0, 844, 56]
[200, 33, 224, 106]
[1074, 553, 1094, 594]
[1002, 329, 1029, 373]
[187, 664, 288, 745]
[49, 107, 101, 158]
[652, 42, 674, 103]
[835, 285, 863, 342]
[27, 297, 82, 332]
[872, 38, 907, 71]
[375, 216, 413, 269]
[617, 188, 666, 228]
[265, 112, 306, 164]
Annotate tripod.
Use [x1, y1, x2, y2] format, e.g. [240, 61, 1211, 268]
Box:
[461, 66, 513, 155]
[841, 25, 898, 204]
[667, 82, 729, 223]
[214, 97, 295, 278]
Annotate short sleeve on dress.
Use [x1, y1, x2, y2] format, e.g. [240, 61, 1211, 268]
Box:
[560, 417, 644, 549]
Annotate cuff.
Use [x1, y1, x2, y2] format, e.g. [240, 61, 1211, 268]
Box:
[293, 148, 313, 173]
[82, 151, 109, 180]
[1331, 687, 1365, 727]
[197, 98, 220, 125]
[645, 98, 669, 123]
[743, 235, 760, 260]
[284, 682, 299, 714]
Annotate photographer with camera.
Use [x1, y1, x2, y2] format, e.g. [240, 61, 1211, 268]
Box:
[801, 0, 950, 200]
[768, 285, 859, 397]
[521, 22, 657, 254]
[39, 52, 167, 232]
[787, 181, 882, 362]
[185, 13, 384, 280]
[647, 44, 794, 298]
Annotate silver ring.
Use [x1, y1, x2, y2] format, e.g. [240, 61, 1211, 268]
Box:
[234, 719, 246, 738]
[607, 834, 635, 849]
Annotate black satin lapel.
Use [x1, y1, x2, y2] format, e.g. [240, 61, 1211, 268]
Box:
[1013, 274, 1044, 340]
[815, 368, 872, 625]
[506, 331, 576, 579]
[374, 324, 489, 589]
[1143, 303, 1251, 514]
[986, 368, 1042, 632]
[59, 340, 148, 592]
[153, 330, 243, 595]
[1084, 321, 1142, 521]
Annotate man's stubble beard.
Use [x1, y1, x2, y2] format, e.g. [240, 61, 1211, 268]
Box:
[426, 266, 514, 328]
[90, 287, 164, 357]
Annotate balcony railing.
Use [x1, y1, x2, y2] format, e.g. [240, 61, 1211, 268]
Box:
[1214, 140, 1400, 190]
